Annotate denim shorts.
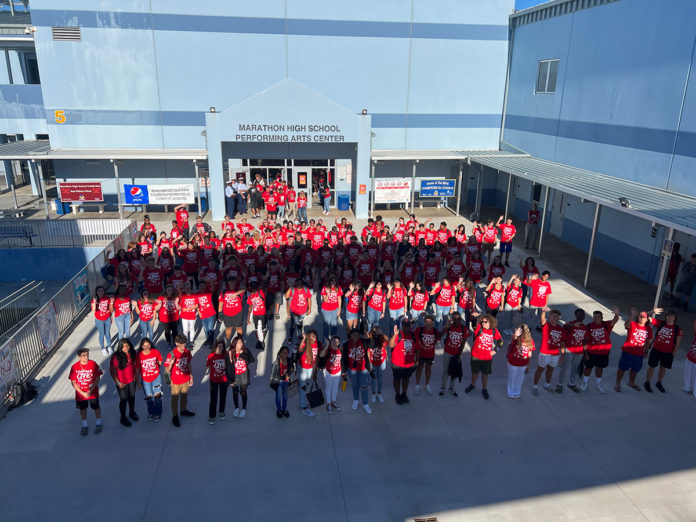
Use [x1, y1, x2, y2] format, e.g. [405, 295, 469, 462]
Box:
[618, 351, 643, 373]
[346, 311, 359, 321]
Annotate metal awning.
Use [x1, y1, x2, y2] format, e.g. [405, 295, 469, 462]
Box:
[0, 140, 207, 161]
[470, 155, 696, 236]
[371, 149, 528, 161]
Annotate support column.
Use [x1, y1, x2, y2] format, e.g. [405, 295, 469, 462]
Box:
[194, 160, 202, 215]
[34, 160, 49, 220]
[653, 227, 674, 311]
[410, 160, 417, 215]
[370, 161, 375, 218]
[111, 159, 123, 219]
[28, 160, 40, 196]
[473, 165, 483, 220]
[9, 176, 18, 209]
[583, 203, 601, 288]
[455, 160, 463, 217]
[504, 172, 513, 219]
[537, 185, 550, 256]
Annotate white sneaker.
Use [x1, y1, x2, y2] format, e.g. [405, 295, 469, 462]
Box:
[532, 385, 539, 396]
[414, 385, 420, 395]
[352, 400, 359, 410]
[302, 408, 316, 418]
[239, 409, 246, 418]
[377, 394, 384, 403]
[107, 348, 114, 355]
[327, 404, 333, 415]
[425, 385, 433, 395]
[101, 348, 108, 356]
[363, 404, 372, 415]
[596, 383, 607, 394]
[371, 395, 376, 403]
[232, 408, 240, 418]
[580, 381, 588, 392]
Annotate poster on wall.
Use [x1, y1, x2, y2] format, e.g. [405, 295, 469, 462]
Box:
[124, 184, 195, 205]
[0, 339, 17, 401]
[374, 178, 412, 204]
[59, 182, 103, 202]
[419, 179, 456, 197]
[36, 301, 59, 353]
[73, 268, 90, 309]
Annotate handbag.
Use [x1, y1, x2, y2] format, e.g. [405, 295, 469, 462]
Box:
[270, 379, 279, 391]
[306, 381, 325, 409]
[287, 379, 299, 398]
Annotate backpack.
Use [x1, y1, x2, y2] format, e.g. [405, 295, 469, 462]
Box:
[9, 381, 38, 409]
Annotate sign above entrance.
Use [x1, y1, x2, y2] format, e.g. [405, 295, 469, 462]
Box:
[235, 123, 346, 143]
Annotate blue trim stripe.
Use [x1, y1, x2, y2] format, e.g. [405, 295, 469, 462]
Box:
[31, 10, 508, 40]
[505, 114, 696, 158]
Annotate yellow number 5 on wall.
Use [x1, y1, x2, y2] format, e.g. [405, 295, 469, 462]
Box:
[54, 110, 66, 124]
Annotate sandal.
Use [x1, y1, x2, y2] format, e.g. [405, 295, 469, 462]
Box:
[614, 384, 621, 392]
[627, 383, 641, 391]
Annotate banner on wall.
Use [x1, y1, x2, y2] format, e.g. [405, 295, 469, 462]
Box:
[35, 301, 59, 353]
[0, 339, 17, 401]
[124, 184, 195, 205]
[374, 178, 412, 204]
[58, 182, 103, 202]
[72, 268, 90, 309]
[419, 179, 456, 197]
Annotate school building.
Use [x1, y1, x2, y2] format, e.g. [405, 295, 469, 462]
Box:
[0, 0, 695, 297]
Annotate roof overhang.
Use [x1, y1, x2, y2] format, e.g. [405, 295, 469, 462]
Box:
[0, 140, 207, 161]
[371, 149, 528, 161]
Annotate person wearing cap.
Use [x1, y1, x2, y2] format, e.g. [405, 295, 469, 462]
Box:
[644, 308, 683, 393]
[615, 307, 654, 392]
[225, 180, 237, 219]
[236, 177, 249, 215]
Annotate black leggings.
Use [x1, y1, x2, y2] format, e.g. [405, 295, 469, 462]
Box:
[163, 321, 179, 344]
[117, 381, 136, 418]
[232, 385, 248, 409]
[209, 382, 228, 419]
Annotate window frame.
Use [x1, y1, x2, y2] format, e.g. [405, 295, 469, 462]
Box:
[535, 58, 559, 94]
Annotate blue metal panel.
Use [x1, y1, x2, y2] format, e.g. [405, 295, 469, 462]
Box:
[0, 85, 45, 120]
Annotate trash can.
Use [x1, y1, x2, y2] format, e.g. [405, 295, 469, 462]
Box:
[54, 199, 69, 215]
[337, 194, 350, 211]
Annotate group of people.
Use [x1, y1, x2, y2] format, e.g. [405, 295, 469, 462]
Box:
[71, 209, 696, 435]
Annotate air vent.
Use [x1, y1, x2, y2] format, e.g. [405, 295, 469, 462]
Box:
[51, 26, 81, 42]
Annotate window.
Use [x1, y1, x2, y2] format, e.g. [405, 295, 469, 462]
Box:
[531, 182, 542, 203]
[1, 50, 40, 84]
[535, 59, 559, 94]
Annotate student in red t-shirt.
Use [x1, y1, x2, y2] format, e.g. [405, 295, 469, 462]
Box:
[389, 320, 417, 404]
[465, 314, 503, 400]
[136, 337, 163, 421]
[111, 284, 134, 340]
[196, 281, 218, 345]
[297, 191, 308, 224]
[506, 324, 535, 399]
[367, 327, 389, 404]
[498, 216, 517, 267]
[173, 204, 190, 239]
[271, 346, 295, 417]
[364, 281, 386, 332]
[69, 348, 103, 436]
[581, 306, 620, 393]
[644, 309, 683, 393]
[439, 312, 469, 396]
[246, 281, 268, 350]
[110, 338, 139, 427]
[500, 275, 523, 335]
[525, 203, 540, 249]
[218, 278, 246, 343]
[524, 271, 552, 325]
[682, 318, 696, 399]
[558, 309, 589, 392]
[408, 281, 429, 327]
[165, 335, 195, 427]
[285, 279, 312, 346]
[386, 280, 407, 331]
[133, 289, 157, 341]
[297, 330, 321, 418]
[532, 307, 565, 395]
[205, 340, 228, 424]
[319, 336, 344, 414]
[342, 328, 372, 414]
[413, 315, 441, 395]
[179, 283, 199, 346]
[91, 286, 113, 356]
[320, 277, 343, 340]
[615, 307, 655, 392]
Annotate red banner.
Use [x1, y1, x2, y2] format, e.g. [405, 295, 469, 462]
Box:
[59, 182, 103, 202]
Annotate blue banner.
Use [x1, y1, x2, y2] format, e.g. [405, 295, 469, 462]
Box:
[124, 184, 149, 204]
[419, 179, 456, 197]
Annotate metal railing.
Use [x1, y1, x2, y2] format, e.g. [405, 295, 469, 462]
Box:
[0, 281, 43, 337]
[0, 219, 135, 248]
[0, 222, 134, 415]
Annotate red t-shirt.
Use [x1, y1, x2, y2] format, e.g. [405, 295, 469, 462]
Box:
[325, 348, 343, 375]
[321, 287, 343, 311]
[443, 325, 469, 356]
[621, 321, 653, 356]
[486, 284, 505, 310]
[686, 334, 696, 364]
[507, 338, 535, 366]
[467, 259, 485, 282]
[93, 297, 111, 321]
[165, 349, 192, 385]
[650, 318, 683, 353]
[369, 341, 388, 366]
[499, 224, 516, 243]
[506, 284, 522, 308]
[220, 291, 243, 316]
[175, 208, 189, 229]
[290, 288, 311, 315]
[300, 341, 320, 370]
[564, 323, 588, 354]
[527, 279, 551, 307]
[179, 294, 198, 320]
[346, 340, 367, 371]
[587, 321, 613, 354]
[346, 291, 362, 314]
[391, 333, 416, 368]
[110, 352, 136, 384]
[138, 300, 156, 322]
[206, 353, 227, 383]
[389, 287, 406, 310]
[471, 326, 502, 360]
[540, 322, 564, 355]
[247, 291, 267, 316]
[297, 195, 307, 208]
[434, 284, 454, 307]
[197, 292, 216, 320]
[482, 226, 497, 244]
[69, 360, 103, 400]
[136, 349, 163, 382]
[366, 289, 385, 311]
[157, 296, 179, 322]
[414, 327, 440, 358]
[143, 267, 164, 293]
[113, 297, 132, 318]
[410, 290, 428, 312]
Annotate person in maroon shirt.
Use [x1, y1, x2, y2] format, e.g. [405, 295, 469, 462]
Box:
[206, 340, 228, 424]
[525, 203, 540, 249]
[109, 338, 139, 427]
[69, 348, 103, 436]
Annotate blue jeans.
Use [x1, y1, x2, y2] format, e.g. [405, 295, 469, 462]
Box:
[367, 308, 381, 331]
[371, 361, 386, 394]
[349, 369, 370, 404]
[141, 375, 163, 417]
[139, 319, 153, 341]
[114, 314, 131, 340]
[321, 308, 339, 339]
[411, 309, 424, 327]
[435, 304, 450, 328]
[275, 380, 288, 412]
[201, 316, 216, 342]
[323, 196, 330, 212]
[388, 307, 405, 331]
[94, 317, 111, 351]
[287, 312, 305, 344]
[277, 205, 285, 219]
[298, 367, 314, 409]
[458, 306, 474, 330]
[298, 206, 308, 223]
